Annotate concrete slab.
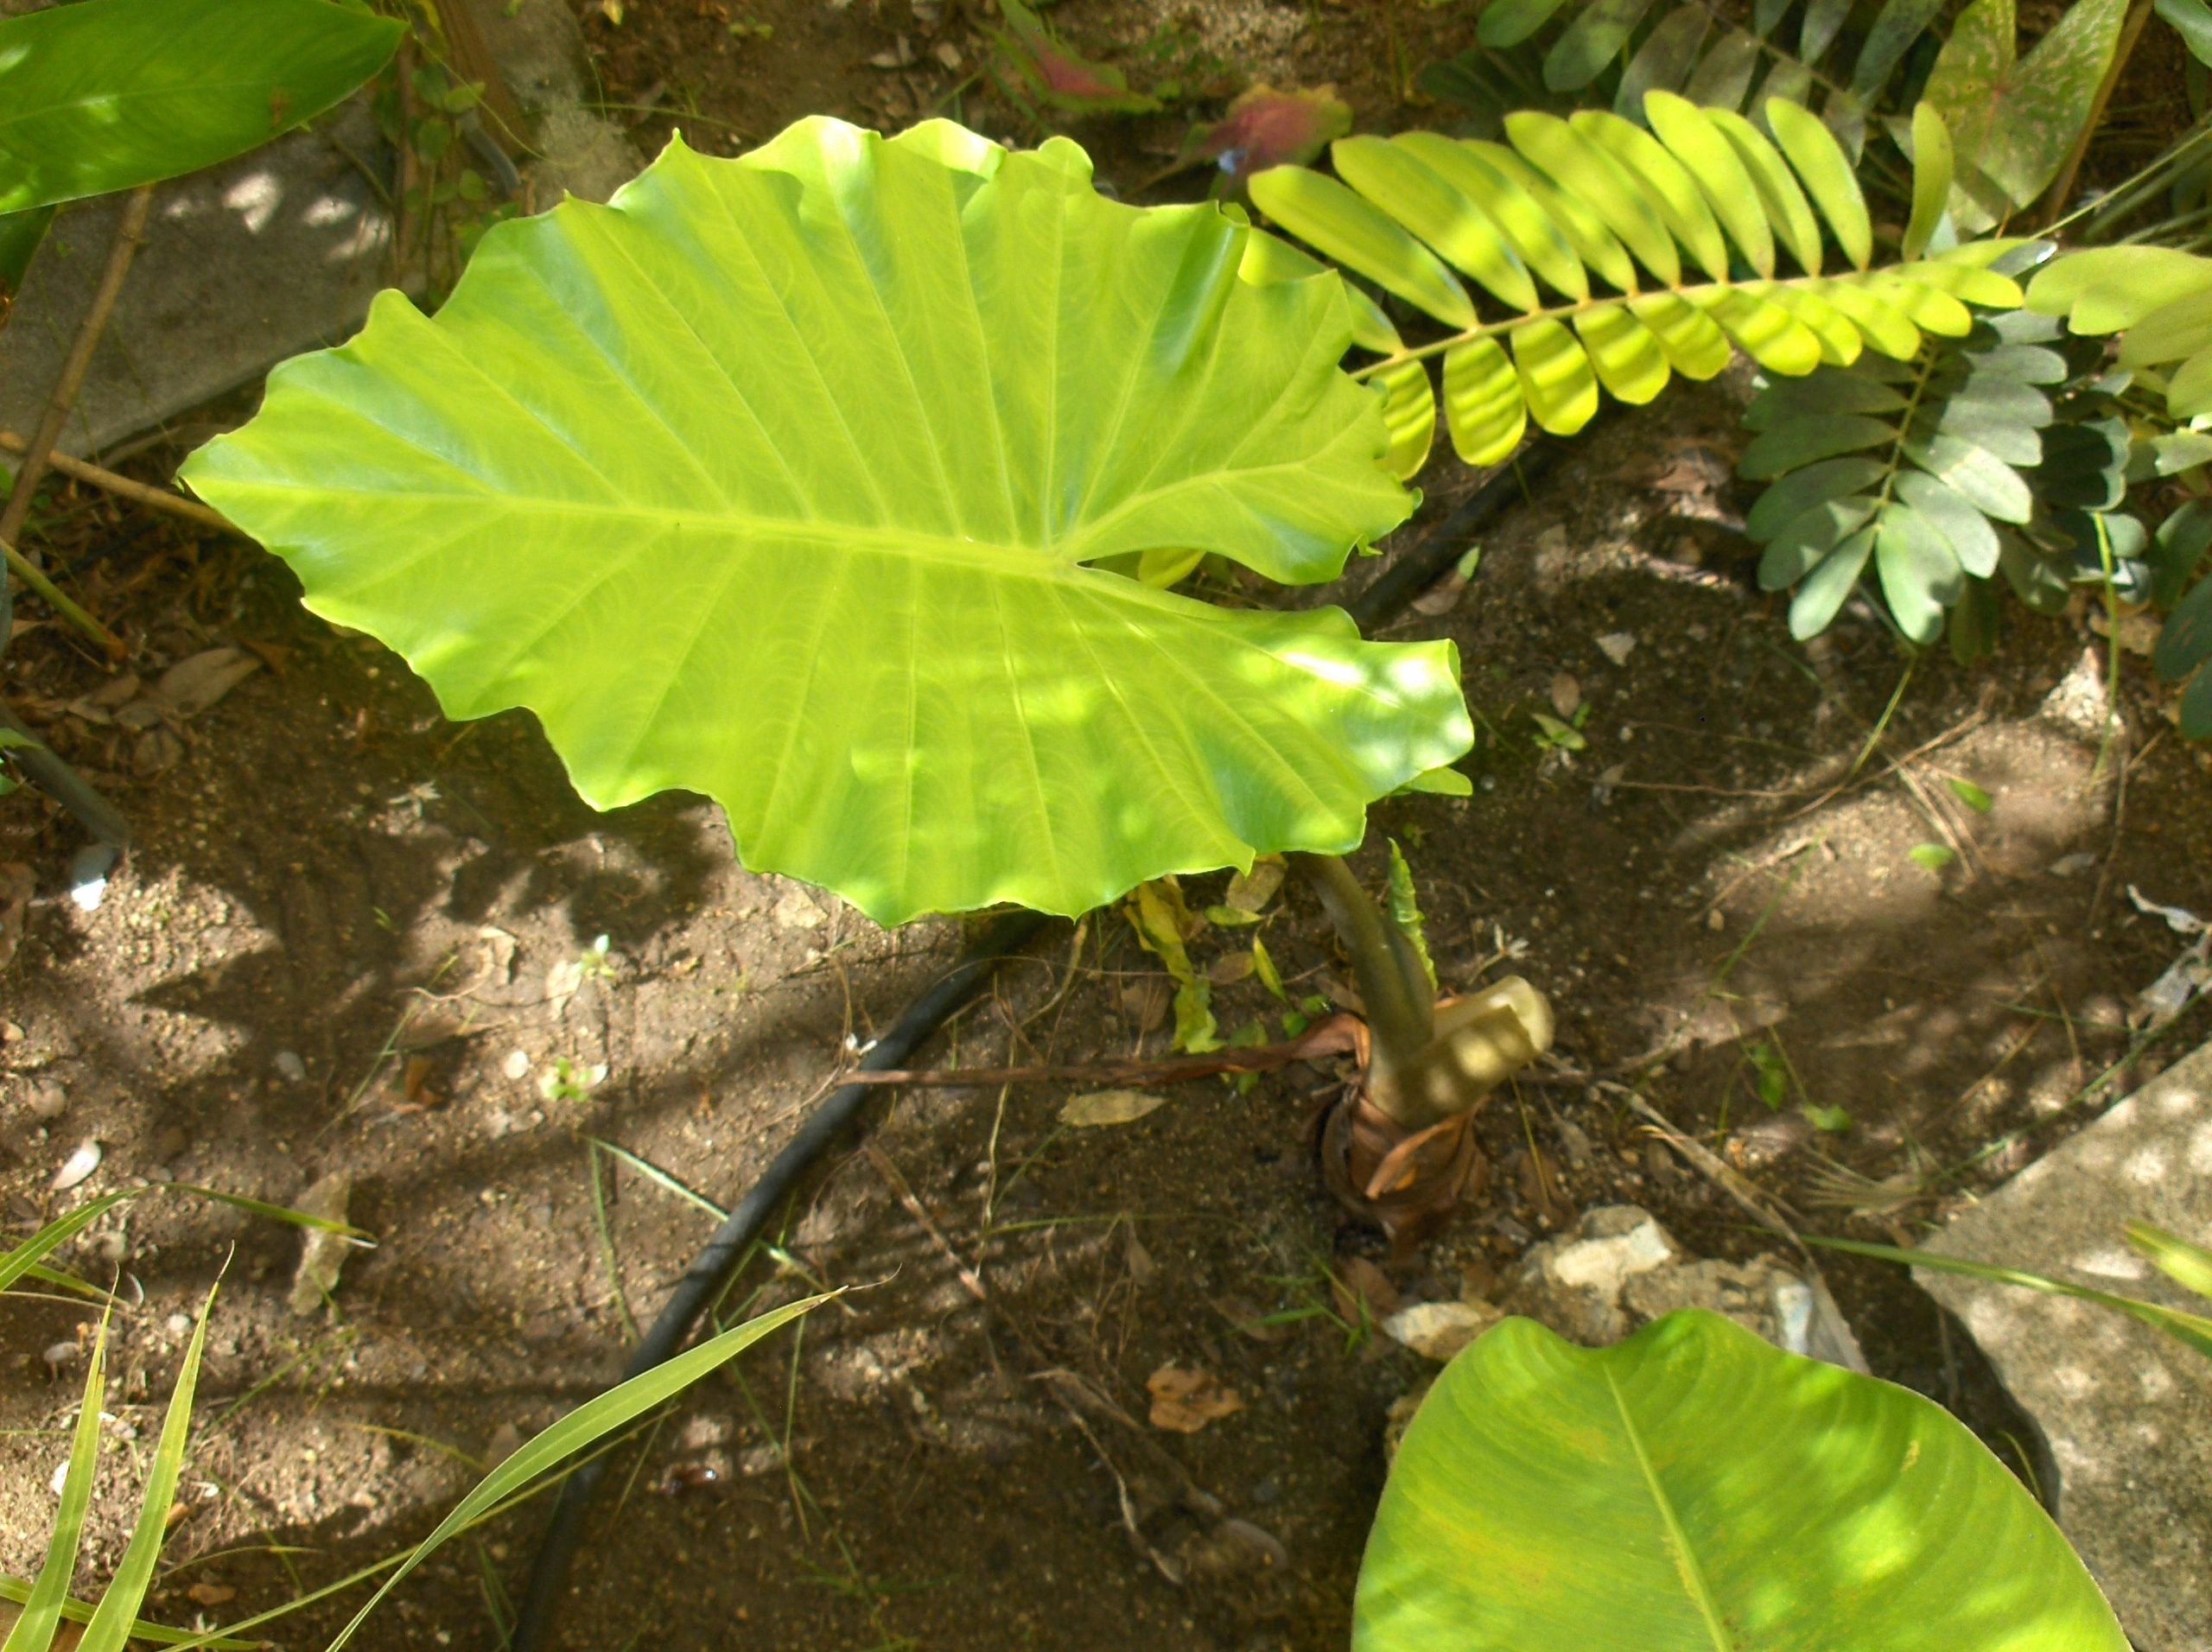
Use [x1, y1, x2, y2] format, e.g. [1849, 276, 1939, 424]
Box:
[0, 108, 394, 458]
[1919, 1039, 2212, 1652]
[0, 0, 634, 459]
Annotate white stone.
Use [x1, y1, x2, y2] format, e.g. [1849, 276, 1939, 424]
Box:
[1382, 1299, 1503, 1363]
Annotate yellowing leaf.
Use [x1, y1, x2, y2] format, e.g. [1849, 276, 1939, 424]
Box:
[1128, 880, 1222, 1052]
[1059, 1089, 1169, 1128]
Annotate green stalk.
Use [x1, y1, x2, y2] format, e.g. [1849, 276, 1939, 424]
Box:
[1290, 852, 1434, 1083]
[3, 537, 124, 658]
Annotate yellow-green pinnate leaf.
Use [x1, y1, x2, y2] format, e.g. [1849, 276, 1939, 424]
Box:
[1251, 162, 1476, 326]
[184, 120, 1463, 926]
[1443, 338, 1528, 464]
[1370, 359, 1439, 479]
[1358, 1311, 2128, 1651]
[1904, 101, 1954, 261]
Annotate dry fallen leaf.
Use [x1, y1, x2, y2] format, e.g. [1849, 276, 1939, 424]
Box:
[1409, 572, 1468, 615]
[1125, 1229, 1156, 1287]
[1331, 1255, 1402, 1325]
[1147, 1364, 1244, 1433]
[288, 1172, 354, 1316]
[1059, 1089, 1167, 1128]
[1207, 949, 1255, 987]
[150, 647, 261, 717]
[400, 1054, 443, 1108]
[1223, 858, 1285, 914]
[1121, 977, 1170, 1032]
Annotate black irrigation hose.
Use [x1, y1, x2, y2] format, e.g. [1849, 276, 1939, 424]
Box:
[510, 908, 1048, 1649]
[508, 438, 1564, 1652]
[0, 699, 130, 850]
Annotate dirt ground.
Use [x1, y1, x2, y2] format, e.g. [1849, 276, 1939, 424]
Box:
[5, 3, 2212, 1650]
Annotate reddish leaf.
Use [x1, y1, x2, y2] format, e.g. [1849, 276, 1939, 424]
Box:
[994, 0, 1158, 113]
[1185, 82, 1352, 186]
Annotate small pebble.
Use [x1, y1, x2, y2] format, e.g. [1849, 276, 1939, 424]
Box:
[274, 1051, 308, 1083]
[28, 1079, 66, 1121]
[51, 1138, 102, 1191]
[41, 1341, 80, 1370]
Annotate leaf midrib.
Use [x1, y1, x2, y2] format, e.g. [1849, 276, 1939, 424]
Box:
[196, 479, 1325, 578]
[1604, 1367, 1738, 1652]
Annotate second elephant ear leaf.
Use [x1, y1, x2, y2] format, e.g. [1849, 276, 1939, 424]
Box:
[182, 119, 1463, 927]
[0, 0, 404, 215]
[1357, 1309, 2128, 1652]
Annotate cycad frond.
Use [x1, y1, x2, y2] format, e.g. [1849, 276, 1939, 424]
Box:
[1741, 308, 2143, 648]
[1437, 0, 1950, 155]
[1249, 93, 2019, 476]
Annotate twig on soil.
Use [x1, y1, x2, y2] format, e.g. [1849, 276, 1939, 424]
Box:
[1609, 778, 1802, 800]
[831, 1018, 1361, 1092]
[1943, 1020, 2040, 1121]
[1892, 762, 1980, 883]
[867, 1141, 1229, 1583]
[0, 185, 153, 578]
[866, 1144, 987, 1305]
[1600, 1081, 1803, 1239]
[1, 537, 126, 658]
[1697, 836, 1820, 923]
[0, 429, 238, 537]
[2088, 727, 2164, 930]
[1780, 708, 1988, 824]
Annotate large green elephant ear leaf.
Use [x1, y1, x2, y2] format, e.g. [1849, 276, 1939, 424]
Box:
[0, 0, 404, 215]
[1359, 1310, 2126, 1651]
[182, 118, 1449, 924]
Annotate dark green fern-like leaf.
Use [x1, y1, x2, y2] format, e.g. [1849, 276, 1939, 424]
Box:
[1441, 0, 1952, 155]
[1740, 305, 2145, 648]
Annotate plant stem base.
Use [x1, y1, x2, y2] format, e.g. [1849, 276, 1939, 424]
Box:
[1318, 1089, 1487, 1251]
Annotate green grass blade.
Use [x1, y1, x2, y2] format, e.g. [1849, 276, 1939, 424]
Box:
[78, 1287, 216, 1652]
[0, 1195, 130, 1294]
[166, 1183, 371, 1242]
[2126, 1222, 2212, 1304]
[3, 1314, 111, 1652]
[1811, 1235, 2212, 1360]
[587, 1137, 729, 1222]
[3, 1185, 368, 1298]
[0, 1584, 262, 1652]
[322, 1293, 832, 1651]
